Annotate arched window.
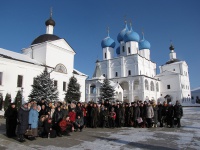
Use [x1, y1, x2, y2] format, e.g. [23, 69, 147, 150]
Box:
[90, 84, 96, 94]
[105, 53, 107, 59]
[134, 80, 139, 90]
[150, 81, 154, 91]
[156, 82, 159, 92]
[55, 64, 67, 74]
[145, 80, 149, 90]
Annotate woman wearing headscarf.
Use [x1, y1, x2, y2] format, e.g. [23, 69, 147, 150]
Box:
[4, 103, 18, 138]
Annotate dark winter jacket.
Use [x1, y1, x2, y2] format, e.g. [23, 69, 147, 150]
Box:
[102, 110, 109, 121]
[157, 104, 163, 121]
[17, 105, 29, 134]
[129, 106, 140, 121]
[75, 106, 83, 118]
[61, 109, 69, 118]
[91, 107, 99, 119]
[162, 105, 168, 116]
[75, 117, 84, 126]
[174, 104, 183, 118]
[166, 105, 174, 118]
[152, 105, 158, 123]
[4, 106, 18, 137]
[52, 110, 63, 123]
[139, 106, 146, 118]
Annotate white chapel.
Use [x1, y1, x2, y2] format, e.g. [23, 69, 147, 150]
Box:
[0, 13, 87, 102]
[86, 22, 191, 105]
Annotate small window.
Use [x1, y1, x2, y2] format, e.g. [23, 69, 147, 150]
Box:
[17, 75, 23, 87]
[128, 47, 131, 53]
[128, 70, 131, 76]
[167, 85, 170, 89]
[122, 46, 125, 52]
[105, 53, 107, 59]
[115, 72, 118, 77]
[63, 82, 66, 91]
[103, 74, 106, 77]
[173, 69, 175, 71]
[161, 94, 162, 96]
[54, 80, 58, 88]
[0, 72, 2, 85]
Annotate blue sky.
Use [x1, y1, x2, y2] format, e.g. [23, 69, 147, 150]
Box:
[0, 0, 199, 89]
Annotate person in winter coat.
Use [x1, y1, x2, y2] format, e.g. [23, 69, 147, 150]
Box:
[29, 104, 39, 137]
[69, 109, 76, 124]
[109, 107, 116, 128]
[139, 103, 146, 128]
[38, 115, 46, 137]
[115, 104, 123, 127]
[52, 106, 63, 136]
[157, 101, 163, 127]
[90, 103, 99, 128]
[59, 116, 74, 136]
[166, 102, 174, 128]
[39, 104, 47, 118]
[74, 115, 84, 132]
[61, 105, 69, 118]
[152, 101, 158, 127]
[160, 101, 168, 127]
[75, 102, 83, 118]
[146, 102, 154, 128]
[17, 103, 29, 142]
[102, 107, 110, 128]
[124, 103, 130, 127]
[4, 103, 18, 138]
[174, 101, 183, 128]
[129, 102, 140, 127]
[44, 118, 56, 138]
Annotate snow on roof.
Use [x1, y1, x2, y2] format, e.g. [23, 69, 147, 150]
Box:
[191, 87, 200, 92]
[73, 68, 87, 77]
[0, 48, 41, 65]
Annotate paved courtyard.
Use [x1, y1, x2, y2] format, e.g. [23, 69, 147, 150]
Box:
[0, 107, 199, 150]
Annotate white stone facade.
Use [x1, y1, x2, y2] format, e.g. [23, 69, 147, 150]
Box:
[86, 24, 191, 105]
[0, 17, 87, 102]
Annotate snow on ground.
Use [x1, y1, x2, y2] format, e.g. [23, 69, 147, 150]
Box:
[0, 107, 200, 150]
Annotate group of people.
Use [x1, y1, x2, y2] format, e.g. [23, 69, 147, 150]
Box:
[4, 98, 183, 142]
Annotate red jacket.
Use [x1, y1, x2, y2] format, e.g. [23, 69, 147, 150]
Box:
[69, 111, 76, 122]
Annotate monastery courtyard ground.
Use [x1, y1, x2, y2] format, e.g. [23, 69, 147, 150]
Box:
[0, 107, 199, 150]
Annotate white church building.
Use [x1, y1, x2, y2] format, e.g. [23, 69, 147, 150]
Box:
[0, 14, 87, 102]
[86, 22, 191, 105]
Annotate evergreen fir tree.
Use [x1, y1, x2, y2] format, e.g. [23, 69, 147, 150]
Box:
[4, 93, 11, 111]
[65, 76, 81, 103]
[99, 78, 115, 102]
[29, 67, 58, 102]
[15, 90, 22, 110]
[0, 93, 3, 110]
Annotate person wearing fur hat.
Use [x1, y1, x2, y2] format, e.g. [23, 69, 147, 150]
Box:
[4, 103, 18, 138]
[17, 103, 30, 142]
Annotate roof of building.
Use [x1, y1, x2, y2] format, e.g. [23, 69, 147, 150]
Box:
[73, 68, 87, 77]
[0, 48, 41, 65]
[165, 58, 181, 64]
[45, 18, 55, 26]
[31, 34, 61, 45]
